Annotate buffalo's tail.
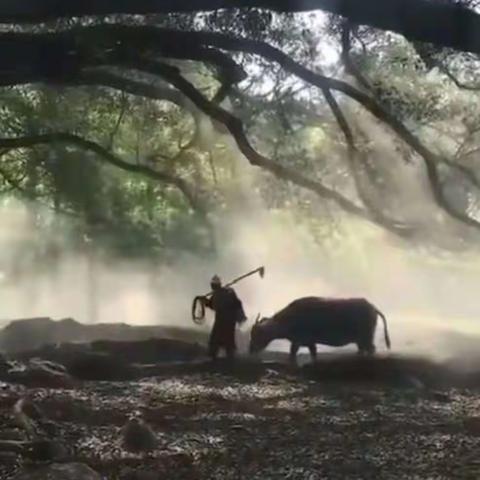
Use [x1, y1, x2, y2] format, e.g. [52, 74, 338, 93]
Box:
[375, 308, 391, 349]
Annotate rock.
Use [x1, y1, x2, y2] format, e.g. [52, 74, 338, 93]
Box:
[0, 317, 59, 353]
[401, 374, 425, 390]
[463, 416, 480, 435]
[0, 438, 68, 461]
[0, 451, 17, 464]
[23, 439, 69, 462]
[0, 439, 26, 454]
[14, 397, 45, 422]
[431, 391, 452, 403]
[0, 353, 10, 375]
[29, 358, 67, 374]
[14, 342, 91, 366]
[13, 397, 58, 438]
[1, 316, 209, 356]
[7, 360, 75, 389]
[12, 462, 101, 480]
[13, 399, 37, 438]
[0, 428, 26, 441]
[0, 353, 15, 383]
[121, 470, 158, 480]
[121, 416, 157, 453]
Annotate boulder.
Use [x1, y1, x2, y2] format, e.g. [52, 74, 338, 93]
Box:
[0, 317, 80, 353]
[23, 439, 69, 462]
[121, 417, 157, 453]
[1, 316, 210, 355]
[121, 470, 158, 480]
[7, 359, 75, 389]
[0, 353, 11, 379]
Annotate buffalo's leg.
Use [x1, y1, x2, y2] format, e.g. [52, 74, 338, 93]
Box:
[308, 344, 317, 363]
[289, 343, 299, 365]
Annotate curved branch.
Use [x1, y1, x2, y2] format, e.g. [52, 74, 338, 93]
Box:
[441, 64, 480, 92]
[413, 42, 480, 92]
[340, 22, 374, 92]
[440, 157, 480, 191]
[126, 58, 414, 236]
[170, 28, 480, 231]
[34, 24, 445, 213]
[338, 22, 480, 223]
[74, 70, 193, 110]
[0, 25, 470, 184]
[107, 92, 128, 150]
[2, 0, 480, 56]
[0, 27, 246, 94]
[1, 25, 477, 233]
[0, 151, 29, 194]
[311, 57, 410, 233]
[322, 89, 410, 233]
[0, 133, 210, 224]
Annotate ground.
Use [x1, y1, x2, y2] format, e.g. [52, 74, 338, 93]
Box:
[2, 358, 480, 479]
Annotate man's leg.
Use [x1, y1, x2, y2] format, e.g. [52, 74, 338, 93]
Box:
[223, 319, 236, 364]
[208, 319, 220, 362]
[225, 345, 236, 364]
[208, 338, 219, 362]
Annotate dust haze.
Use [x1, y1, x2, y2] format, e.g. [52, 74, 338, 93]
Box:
[0, 113, 479, 362]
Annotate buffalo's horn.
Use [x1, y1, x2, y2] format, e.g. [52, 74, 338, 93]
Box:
[255, 313, 261, 324]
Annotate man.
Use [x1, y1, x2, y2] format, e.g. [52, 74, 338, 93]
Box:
[203, 275, 246, 361]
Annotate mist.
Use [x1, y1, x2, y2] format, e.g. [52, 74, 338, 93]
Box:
[0, 113, 480, 362]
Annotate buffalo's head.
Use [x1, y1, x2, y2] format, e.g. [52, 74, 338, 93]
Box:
[249, 314, 271, 354]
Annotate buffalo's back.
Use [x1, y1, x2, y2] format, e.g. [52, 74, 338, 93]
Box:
[277, 297, 374, 346]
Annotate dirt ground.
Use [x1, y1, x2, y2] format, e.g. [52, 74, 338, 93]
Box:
[2, 356, 480, 479]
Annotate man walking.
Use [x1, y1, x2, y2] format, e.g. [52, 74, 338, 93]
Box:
[203, 275, 246, 362]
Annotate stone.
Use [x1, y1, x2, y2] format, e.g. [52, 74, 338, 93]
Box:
[8, 360, 75, 389]
[121, 417, 157, 453]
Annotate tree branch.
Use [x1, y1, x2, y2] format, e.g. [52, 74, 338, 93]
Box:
[338, 21, 480, 225]
[1, 24, 478, 233]
[0, 26, 246, 95]
[9, 24, 448, 197]
[310, 55, 410, 233]
[74, 70, 193, 110]
[0, 133, 210, 225]
[441, 64, 480, 92]
[340, 22, 374, 92]
[0, 151, 30, 194]
[412, 42, 480, 92]
[168, 28, 480, 231]
[2, 0, 480, 56]
[107, 92, 128, 150]
[322, 88, 410, 233]
[125, 58, 415, 236]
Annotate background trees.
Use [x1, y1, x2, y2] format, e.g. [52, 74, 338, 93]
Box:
[0, 0, 480, 268]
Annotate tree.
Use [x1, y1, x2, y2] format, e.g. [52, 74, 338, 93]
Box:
[0, 2, 480, 254]
[1, 0, 480, 55]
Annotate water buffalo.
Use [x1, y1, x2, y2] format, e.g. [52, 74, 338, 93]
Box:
[249, 296, 391, 363]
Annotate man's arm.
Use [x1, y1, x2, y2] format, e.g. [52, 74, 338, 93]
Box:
[203, 296, 213, 310]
